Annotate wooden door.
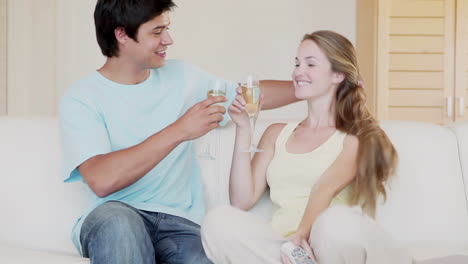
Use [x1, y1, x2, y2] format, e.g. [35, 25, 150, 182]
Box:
[377, 0, 455, 124]
[455, 0, 468, 122]
[0, 0, 6, 115]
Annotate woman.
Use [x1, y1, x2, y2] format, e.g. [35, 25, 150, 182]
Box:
[201, 30, 412, 264]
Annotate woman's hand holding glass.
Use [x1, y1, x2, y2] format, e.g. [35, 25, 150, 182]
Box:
[228, 85, 264, 152]
[228, 86, 251, 127]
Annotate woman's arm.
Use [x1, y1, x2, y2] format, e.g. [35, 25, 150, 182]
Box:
[227, 89, 286, 210]
[229, 123, 286, 210]
[295, 135, 359, 240]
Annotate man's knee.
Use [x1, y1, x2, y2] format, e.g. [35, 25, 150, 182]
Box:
[81, 201, 149, 253]
[84, 201, 144, 231]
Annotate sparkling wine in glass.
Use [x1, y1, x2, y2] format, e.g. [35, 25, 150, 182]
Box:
[207, 88, 227, 101]
[198, 80, 227, 160]
[241, 75, 263, 153]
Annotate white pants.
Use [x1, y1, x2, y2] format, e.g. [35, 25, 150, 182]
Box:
[201, 205, 413, 264]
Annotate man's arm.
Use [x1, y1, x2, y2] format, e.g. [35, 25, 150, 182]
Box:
[260, 80, 299, 110]
[79, 96, 227, 198]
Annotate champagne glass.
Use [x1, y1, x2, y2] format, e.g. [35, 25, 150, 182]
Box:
[198, 80, 227, 160]
[241, 74, 263, 153]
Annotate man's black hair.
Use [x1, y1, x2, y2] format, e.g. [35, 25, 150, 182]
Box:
[94, 0, 176, 57]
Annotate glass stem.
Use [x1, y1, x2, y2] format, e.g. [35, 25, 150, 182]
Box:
[249, 116, 257, 149]
[213, 128, 219, 158]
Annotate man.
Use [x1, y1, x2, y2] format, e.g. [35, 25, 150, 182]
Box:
[60, 0, 297, 263]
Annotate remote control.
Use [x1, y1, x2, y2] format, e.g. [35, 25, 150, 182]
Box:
[280, 241, 317, 264]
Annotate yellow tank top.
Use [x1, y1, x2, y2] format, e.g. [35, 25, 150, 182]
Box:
[266, 122, 350, 237]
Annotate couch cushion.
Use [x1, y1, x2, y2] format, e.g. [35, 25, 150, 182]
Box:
[0, 117, 87, 255]
[377, 121, 468, 244]
[0, 243, 89, 264]
[416, 256, 468, 264]
[406, 241, 468, 263]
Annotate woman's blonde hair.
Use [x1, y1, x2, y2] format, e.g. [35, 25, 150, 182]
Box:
[302, 30, 398, 217]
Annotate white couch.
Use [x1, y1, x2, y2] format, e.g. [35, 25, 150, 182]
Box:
[0, 117, 468, 264]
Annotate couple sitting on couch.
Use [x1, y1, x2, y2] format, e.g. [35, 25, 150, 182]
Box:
[59, 0, 412, 263]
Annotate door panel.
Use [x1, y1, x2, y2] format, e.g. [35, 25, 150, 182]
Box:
[389, 89, 444, 107]
[391, 0, 445, 17]
[390, 18, 445, 35]
[0, 0, 6, 115]
[390, 36, 444, 53]
[388, 107, 444, 124]
[389, 72, 444, 89]
[389, 54, 444, 71]
[378, 0, 455, 124]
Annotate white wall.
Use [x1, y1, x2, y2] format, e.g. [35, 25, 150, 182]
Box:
[171, 0, 356, 118]
[6, 0, 356, 118]
[55, 0, 105, 113]
[7, 0, 57, 116]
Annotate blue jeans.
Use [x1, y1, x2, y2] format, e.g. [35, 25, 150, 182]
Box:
[80, 201, 213, 264]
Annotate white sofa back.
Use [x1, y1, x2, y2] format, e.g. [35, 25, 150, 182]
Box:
[0, 117, 467, 256]
[0, 118, 87, 254]
[376, 121, 468, 244]
[449, 121, 468, 202]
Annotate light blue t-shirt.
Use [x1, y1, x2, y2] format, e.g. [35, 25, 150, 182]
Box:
[59, 60, 237, 254]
